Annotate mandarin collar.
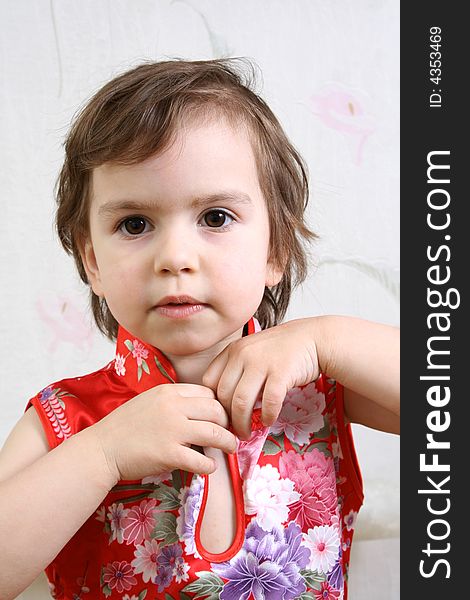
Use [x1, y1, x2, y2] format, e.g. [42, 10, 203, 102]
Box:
[113, 317, 259, 395]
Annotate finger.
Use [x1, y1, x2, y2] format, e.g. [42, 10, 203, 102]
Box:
[231, 369, 267, 440]
[201, 346, 230, 391]
[187, 421, 238, 455]
[204, 346, 243, 417]
[181, 397, 230, 429]
[261, 376, 289, 427]
[173, 383, 216, 399]
[174, 446, 217, 475]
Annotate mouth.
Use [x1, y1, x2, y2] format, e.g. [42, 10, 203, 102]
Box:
[155, 295, 208, 319]
[156, 295, 205, 307]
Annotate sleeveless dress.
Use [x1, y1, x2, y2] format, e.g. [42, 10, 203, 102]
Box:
[26, 317, 364, 600]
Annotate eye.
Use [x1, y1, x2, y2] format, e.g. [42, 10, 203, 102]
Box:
[202, 209, 234, 229]
[118, 216, 149, 236]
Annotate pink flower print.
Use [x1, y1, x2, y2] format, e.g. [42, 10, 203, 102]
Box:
[332, 440, 343, 460]
[343, 509, 357, 532]
[142, 471, 173, 485]
[102, 561, 137, 593]
[279, 449, 337, 530]
[237, 426, 271, 480]
[302, 524, 340, 574]
[270, 383, 325, 446]
[327, 410, 338, 431]
[131, 340, 149, 367]
[107, 503, 129, 544]
[131, 539, 161, 583]
[244, 464, 300, 531]
[122, 498, 157, 545]
[38, 386, 72, 440]
[114, 353, 127, 376]
[313, 580, 341, 600]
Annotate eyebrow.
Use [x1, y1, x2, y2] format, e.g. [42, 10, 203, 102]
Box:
[97, 191, 253, 218]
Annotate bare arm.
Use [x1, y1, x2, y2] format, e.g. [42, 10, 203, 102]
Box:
[315, 315, 400, 434]
[0, 409, 117, 599]
[0, 384, 236, 599]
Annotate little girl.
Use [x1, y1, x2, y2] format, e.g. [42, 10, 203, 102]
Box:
[0, 58, 399, 600]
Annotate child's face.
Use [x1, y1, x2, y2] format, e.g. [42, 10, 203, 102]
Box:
[81, 118, 283, 356]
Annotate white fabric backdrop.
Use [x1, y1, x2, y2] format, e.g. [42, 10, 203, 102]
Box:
[1, 1, 399, 598]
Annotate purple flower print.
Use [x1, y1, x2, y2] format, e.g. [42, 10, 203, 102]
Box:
[176, 475, 204, 557]
[212, 520, 310, 600]
[39, 386, 54, 402]
[327, 557, 344, 591]
[157, 542, 183, 571]
[154, 564, 173, 593]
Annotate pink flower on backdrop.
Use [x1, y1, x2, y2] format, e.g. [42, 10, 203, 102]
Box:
[122, 498, 157, 546]
[279, 449, 337, 530]
[36, 292, 93, 353]
[307, 82, 376, 165]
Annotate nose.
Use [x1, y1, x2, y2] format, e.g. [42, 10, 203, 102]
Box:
[152, 221, 199, 275]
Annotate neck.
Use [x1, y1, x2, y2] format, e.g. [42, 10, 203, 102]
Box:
[164, 326, 244, 385]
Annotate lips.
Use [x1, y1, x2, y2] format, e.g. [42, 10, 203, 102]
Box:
[156, 295, 204, 307]
[154, 296, 208, 320]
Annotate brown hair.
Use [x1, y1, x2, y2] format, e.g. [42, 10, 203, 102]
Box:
[55, 57, 316, 341]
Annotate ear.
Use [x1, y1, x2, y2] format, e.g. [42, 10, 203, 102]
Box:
[265, 259, 284, 288]
[79, 238, 105, 297]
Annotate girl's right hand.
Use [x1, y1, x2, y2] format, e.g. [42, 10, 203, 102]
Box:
[88, 383, 237, 483]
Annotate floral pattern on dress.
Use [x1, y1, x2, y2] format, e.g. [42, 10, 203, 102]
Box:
[279, 449, 338, 530]
[114, 338, 176, 383]
[31, 323, 362, 600]
[210, 519, 310, 600]
[91, 380, 358, 599]
[270, 382, 326, 446]
[243, 463, 300, 531]
[38, 385, 74, 440]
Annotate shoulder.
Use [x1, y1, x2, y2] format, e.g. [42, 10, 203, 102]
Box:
[0, 407, 49, 482]
[25, 359, 118, 446]
[0, 360, 117, 483]
[27, 359, 117, 410]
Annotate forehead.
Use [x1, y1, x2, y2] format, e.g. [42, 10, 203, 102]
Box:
[90, 119, 264, 210]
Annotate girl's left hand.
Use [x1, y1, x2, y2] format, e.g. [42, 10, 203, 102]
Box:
[202, 318, 322, 440]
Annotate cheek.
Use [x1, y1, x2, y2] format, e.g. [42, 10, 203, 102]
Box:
[100, 259, 146, 302]
[213, 236, 269, 291]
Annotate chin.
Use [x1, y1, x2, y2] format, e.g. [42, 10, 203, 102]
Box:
[161, 324, 240, 357]
[161, 338, 212, 357]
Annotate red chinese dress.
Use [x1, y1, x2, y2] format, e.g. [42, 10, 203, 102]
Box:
[26, 317, 363, 600]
